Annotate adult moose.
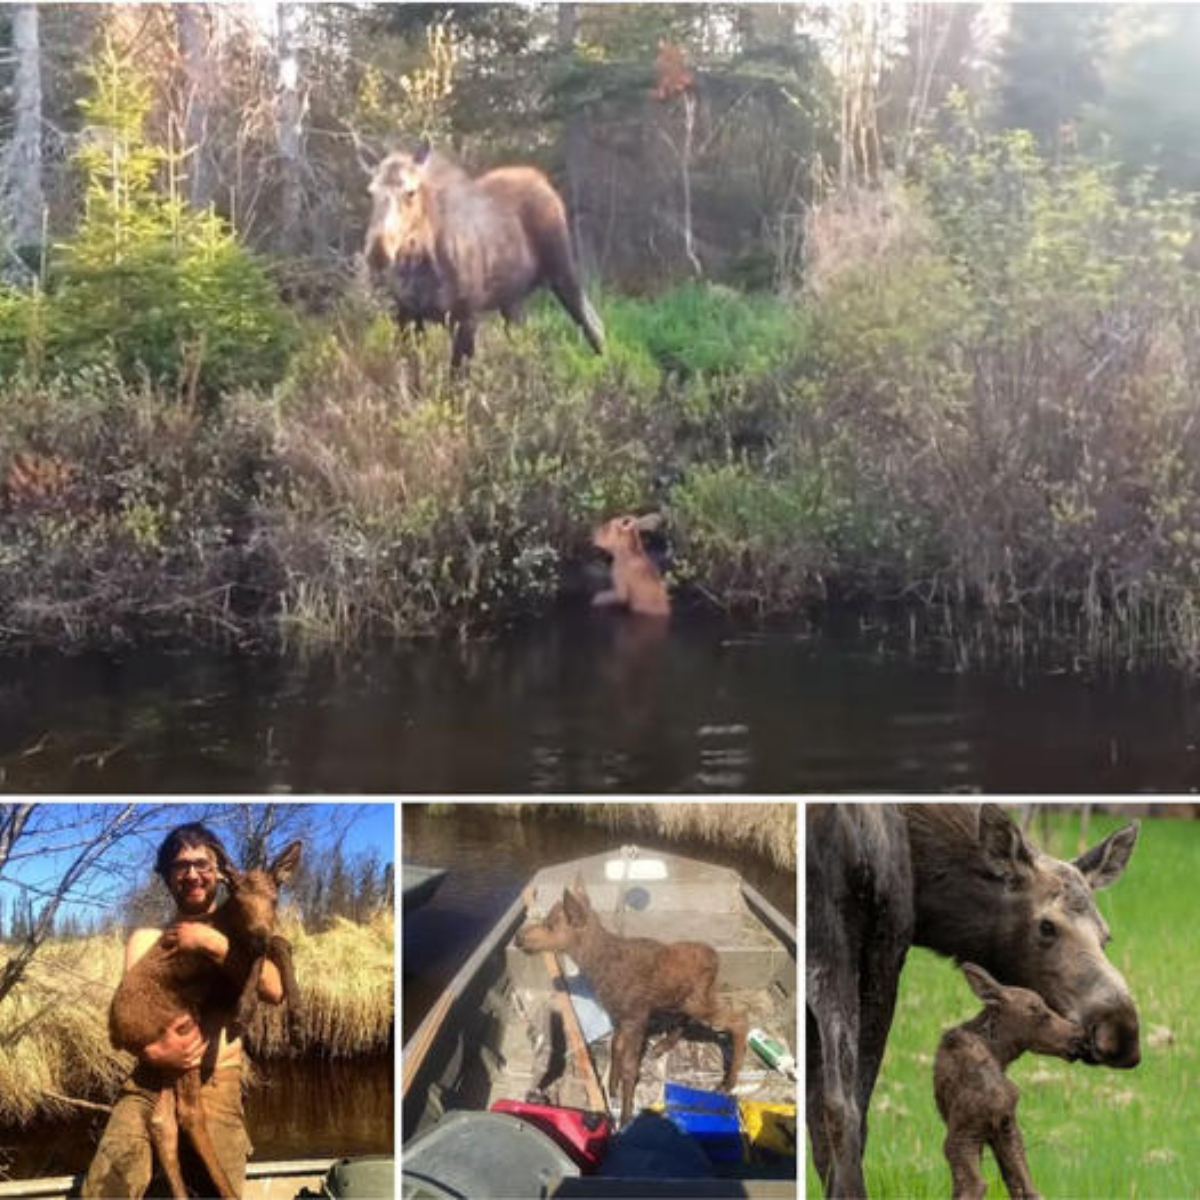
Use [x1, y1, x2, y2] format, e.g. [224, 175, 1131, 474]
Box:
[807, 803, 1140, 1198]
[364, 142, 605, 368]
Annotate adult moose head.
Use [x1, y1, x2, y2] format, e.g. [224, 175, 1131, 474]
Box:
[364, 141, 605, 369]
[806, 803, 1140, 1199]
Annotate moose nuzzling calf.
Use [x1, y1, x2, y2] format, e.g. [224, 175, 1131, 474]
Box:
[515, 881, 747, 1126]
[807, 803, 1140, 1198]
[108, 841, 303, 1200]
[364, 142, 605, 368]
[935, 962, 1086, 1200]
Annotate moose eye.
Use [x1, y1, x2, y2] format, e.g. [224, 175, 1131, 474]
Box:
[1039, 919, 1057, 939]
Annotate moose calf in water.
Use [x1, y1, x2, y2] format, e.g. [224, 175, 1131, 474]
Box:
[592, 514, 670, 618]
[516, 881, 746, 1126]
[934, 962, 1087, 1200]
[365, 142, 604, 368]
[108, 841, 303, 1200]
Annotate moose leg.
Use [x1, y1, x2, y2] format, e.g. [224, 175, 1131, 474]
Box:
[607, 1025, 624, 1097]
[175, 1068, 238, 1200]
[269, 934, 304, 1047]
[615, 1019, 645, 1126]
[991, 1115, 1041, 1200]
[650, 1016, 687, 1058]
[233, 954, 265, 1038]
[147, 1085, 189, 1200]
[944, 1130, 988, 1200]
[684, 992, 748, 1091]
[450, 316, 476, 369]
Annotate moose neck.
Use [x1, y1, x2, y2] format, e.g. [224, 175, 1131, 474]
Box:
[959, 1011, 1026, 1070]
[903, 805, 1025, 974]
[569, 910, 622, 978]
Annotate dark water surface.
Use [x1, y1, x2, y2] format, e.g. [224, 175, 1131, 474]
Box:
[3, 612, 1200, 791]
[401, 805, 796, 1043]
[0, 1056, 392, 1180]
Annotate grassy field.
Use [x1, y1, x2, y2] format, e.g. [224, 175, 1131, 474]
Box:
[807, 811, 1199, 1199]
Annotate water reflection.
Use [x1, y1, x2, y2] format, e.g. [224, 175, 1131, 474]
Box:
[0, 1057, 392, 1179]
[2, 613, 1200, 790]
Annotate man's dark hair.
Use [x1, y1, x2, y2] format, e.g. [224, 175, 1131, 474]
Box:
[154, 822, 231, 883]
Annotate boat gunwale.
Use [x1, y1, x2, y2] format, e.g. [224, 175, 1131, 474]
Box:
[0, 1158, 341, 1200]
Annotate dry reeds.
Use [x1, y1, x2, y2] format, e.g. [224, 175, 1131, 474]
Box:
[488, 802, 796, 871]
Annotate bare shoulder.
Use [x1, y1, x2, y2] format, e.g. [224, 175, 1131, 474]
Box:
[125, 926, 165, 971]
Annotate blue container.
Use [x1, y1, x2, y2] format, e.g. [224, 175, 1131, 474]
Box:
[661, 1082, 743, 1164]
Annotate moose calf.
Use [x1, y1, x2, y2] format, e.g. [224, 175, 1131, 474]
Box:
[516, 881, 746, 1125]
[108, 841, 303, 1200]
[592, 514, 671, 618]
[934, 962, 1086, 1200]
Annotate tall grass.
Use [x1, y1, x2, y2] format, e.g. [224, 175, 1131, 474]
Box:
[0, 912, 393, 1125]
[806, 813, 1200, 1199]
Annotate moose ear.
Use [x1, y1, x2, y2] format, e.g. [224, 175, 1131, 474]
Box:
[269, 840, 303, 886]
[977, 804, 1035, 876]
[961, 962, 1003, 1006]
[634, 513, 663, 533]
[414, 137, 432, 166]
[563, 886, 589, 927]
[1074, 822, 1138, 890]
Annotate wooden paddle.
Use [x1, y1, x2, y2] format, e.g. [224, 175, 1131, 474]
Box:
[523, 885, 609, 1114]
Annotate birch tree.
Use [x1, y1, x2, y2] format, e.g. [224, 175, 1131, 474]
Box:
[6, 4, 45, 256]
[274, 1, 306, 253]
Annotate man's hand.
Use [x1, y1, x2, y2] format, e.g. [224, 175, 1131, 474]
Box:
[166, 921, 227, 961]
[142, 1014, 207, 1072]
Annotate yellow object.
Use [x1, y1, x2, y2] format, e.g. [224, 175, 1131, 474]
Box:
[738, 1099, 797, 1161]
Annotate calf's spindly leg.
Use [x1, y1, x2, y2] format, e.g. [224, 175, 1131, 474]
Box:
[991, 1115, 1041, 1200]
[944, 1129, 988, 1200]
[174, 1068, 238, 1200]
[148, 1085, 188, 1200]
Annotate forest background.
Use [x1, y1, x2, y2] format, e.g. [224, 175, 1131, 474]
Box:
[4, 4, 1200, 667]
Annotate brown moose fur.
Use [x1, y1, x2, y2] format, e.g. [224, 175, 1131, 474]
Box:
[592, 514, 670, 617]
[365, 145, 605, 367]
[516, 882, 747, 1125]
[934, 963, 1085, 1200]
[109, 841, 303, 1200]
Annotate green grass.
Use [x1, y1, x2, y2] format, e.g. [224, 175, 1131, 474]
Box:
[807, 812, 1200, 1198]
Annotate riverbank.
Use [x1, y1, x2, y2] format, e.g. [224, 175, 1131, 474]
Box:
[6, 133, 1200, 670]
[0, 913, 393, 1125]
[422, 801, 796, 872]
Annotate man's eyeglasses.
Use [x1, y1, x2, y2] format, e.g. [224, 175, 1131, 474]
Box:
[170, 860, 216, 880]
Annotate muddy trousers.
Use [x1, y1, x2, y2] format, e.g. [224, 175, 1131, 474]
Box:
[81, 1066, 250, 1199]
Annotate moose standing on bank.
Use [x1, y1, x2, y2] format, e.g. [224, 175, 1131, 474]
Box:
[364, 142, 605, 368]
[807, 803, 1140, 1198]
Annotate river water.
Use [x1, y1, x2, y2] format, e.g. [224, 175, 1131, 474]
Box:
[3, 611, 1199, 791]
[402, 804, 796, 1044]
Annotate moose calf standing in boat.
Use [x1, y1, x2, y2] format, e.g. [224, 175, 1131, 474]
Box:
[516, 881, 747, 1126]
[365, 142, 605, 368]
[935, 962, 1087, 1200]
[807, 803, 1140, 1198]
[105, 841, 303, 1200]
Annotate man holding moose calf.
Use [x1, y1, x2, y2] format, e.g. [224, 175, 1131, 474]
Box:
[82, 823, 292, 1199]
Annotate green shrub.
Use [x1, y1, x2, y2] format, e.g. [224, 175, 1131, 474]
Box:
[670, 460, 831, 612]
[0, 44, 295, 398]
